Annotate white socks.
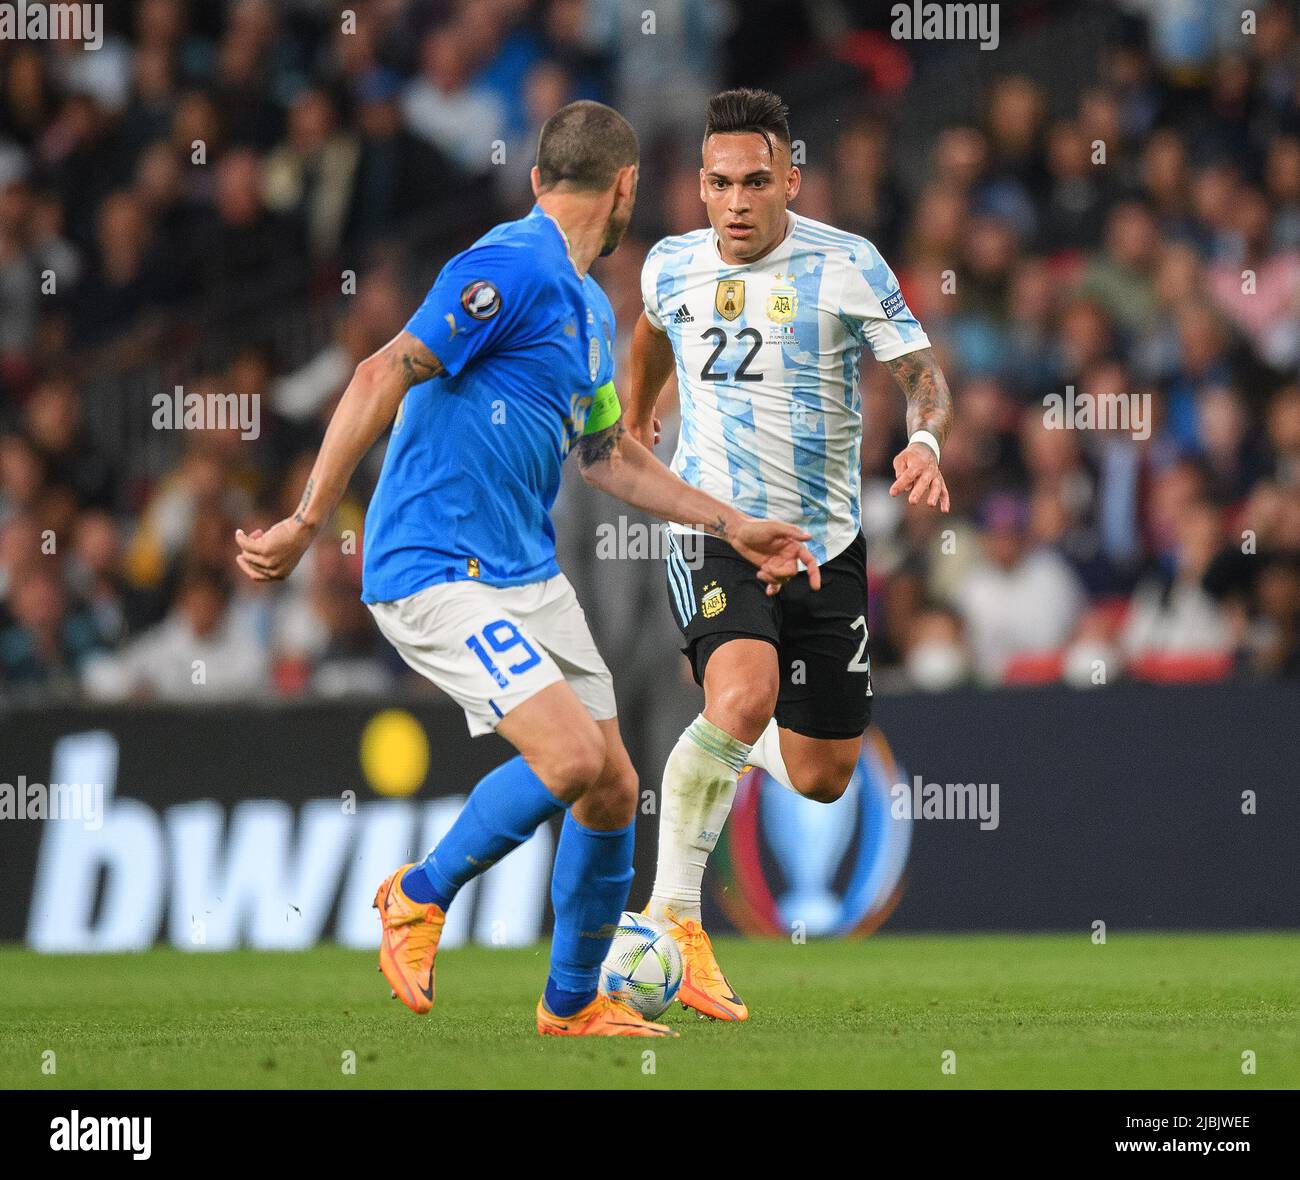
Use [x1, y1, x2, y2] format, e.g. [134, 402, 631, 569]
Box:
[648, 716, 802, 924]
[747, 717, 797, 793]
[648, 714, 751, 923]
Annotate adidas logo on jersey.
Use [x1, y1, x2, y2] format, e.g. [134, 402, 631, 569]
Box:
[671, 304, 694, 324]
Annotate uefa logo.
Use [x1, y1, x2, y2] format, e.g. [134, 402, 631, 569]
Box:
[710, 729, 911, 938]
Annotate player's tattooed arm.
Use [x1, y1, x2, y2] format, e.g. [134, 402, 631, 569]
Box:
[578, 420, 721, 531]
[702, 515, 730, 539]
[293, 477, 315, 525]
[885, 346, 953, 447]
[382, 335, 445, 387]
[296, 331, 442, 527]
[576, 419, 625, 469]
[577, 424, 820, 593]
[580, 423, 742, 539]
[884, 346, 953, 512]
[236, 330, 444, 582]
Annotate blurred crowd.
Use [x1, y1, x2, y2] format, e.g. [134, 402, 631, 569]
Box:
[0, 0, 1298, 705]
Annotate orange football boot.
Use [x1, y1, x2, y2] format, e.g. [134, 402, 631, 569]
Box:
[373, 863, 446, 1015]
[536, 992, 678, 1037]
[657, 909, 749, 1022]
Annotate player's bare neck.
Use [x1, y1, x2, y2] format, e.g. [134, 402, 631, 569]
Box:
[718, 240, 779, 266]
[536, 195, 604, 278]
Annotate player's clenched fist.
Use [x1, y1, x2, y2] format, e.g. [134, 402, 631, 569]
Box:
[890, 441, 950, 512]
[235, 518, 316, 582]
[625, 416, 661, 449]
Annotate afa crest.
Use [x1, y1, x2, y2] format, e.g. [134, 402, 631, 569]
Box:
[701, 580, 727, 619]
[766, 275, 797, 324]
[715, 280, 745, 321]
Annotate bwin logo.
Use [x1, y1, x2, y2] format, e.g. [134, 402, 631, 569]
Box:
[25, 731, 556, 953]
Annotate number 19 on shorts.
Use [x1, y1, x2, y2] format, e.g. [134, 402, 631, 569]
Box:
[465, 619, 542, 688]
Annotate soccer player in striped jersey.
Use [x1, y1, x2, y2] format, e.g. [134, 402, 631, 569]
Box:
[625, 88, 954, 1020]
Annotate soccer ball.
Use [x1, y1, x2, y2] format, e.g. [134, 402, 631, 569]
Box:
[598, 912, 683, 1019]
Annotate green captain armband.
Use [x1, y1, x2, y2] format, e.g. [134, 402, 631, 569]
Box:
[582, 380, 622, 436]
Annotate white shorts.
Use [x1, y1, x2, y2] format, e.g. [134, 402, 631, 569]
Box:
[367, 574, 617, 736]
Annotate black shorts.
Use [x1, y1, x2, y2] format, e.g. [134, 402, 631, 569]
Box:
[664, 531, 872, 740]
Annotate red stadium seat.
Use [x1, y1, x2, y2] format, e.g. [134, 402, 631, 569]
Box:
[1001, 652, 1066, 685]
[1127, 652, 1234, 684]
[1089, 597, 1132, 636]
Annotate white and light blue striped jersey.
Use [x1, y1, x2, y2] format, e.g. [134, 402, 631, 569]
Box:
[641, 210, 929, 564]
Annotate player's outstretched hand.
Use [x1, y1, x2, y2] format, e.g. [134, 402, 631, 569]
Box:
[731, 520, 822, 596]
[234, 518, 315, 582]
[890, 441, 950, 512]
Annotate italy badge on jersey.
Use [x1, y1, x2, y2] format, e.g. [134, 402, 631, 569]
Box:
[715, 279, 744, 321]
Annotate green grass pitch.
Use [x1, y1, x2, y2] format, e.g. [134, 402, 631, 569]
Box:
[2, 933, 1296, 1089]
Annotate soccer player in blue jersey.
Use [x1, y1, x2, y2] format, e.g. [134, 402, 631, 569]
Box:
[235, 101, 818, 1037]
[625, 89, 955, 1020]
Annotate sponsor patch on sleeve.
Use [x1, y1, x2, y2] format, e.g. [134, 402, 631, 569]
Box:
[461, 280, 501, 320]
[880, 288, 906, 320]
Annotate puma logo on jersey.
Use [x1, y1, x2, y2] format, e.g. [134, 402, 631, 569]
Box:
[671, 304, 694, 323]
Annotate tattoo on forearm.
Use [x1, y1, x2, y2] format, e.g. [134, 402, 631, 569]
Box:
[885, 347, 953, 446]
[386, 344, 444, 387]
[294, 477, 315, 524]
[576, 420, 624, 469]
[703, 515, 729, 539]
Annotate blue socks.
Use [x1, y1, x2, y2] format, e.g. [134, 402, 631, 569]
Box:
[400, 753, 637, 1020]
[543, 812, 635, 1016]
[402, 756, 564, 907]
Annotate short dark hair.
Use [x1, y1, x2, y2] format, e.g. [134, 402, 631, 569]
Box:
[536, 100, 639, 192]
[704, 88, 791, 156]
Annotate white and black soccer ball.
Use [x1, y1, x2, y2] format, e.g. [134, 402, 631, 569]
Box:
[598, 912, 683, 1019]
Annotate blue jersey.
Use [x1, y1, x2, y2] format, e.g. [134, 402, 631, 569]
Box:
[361, 206, 621, 603]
